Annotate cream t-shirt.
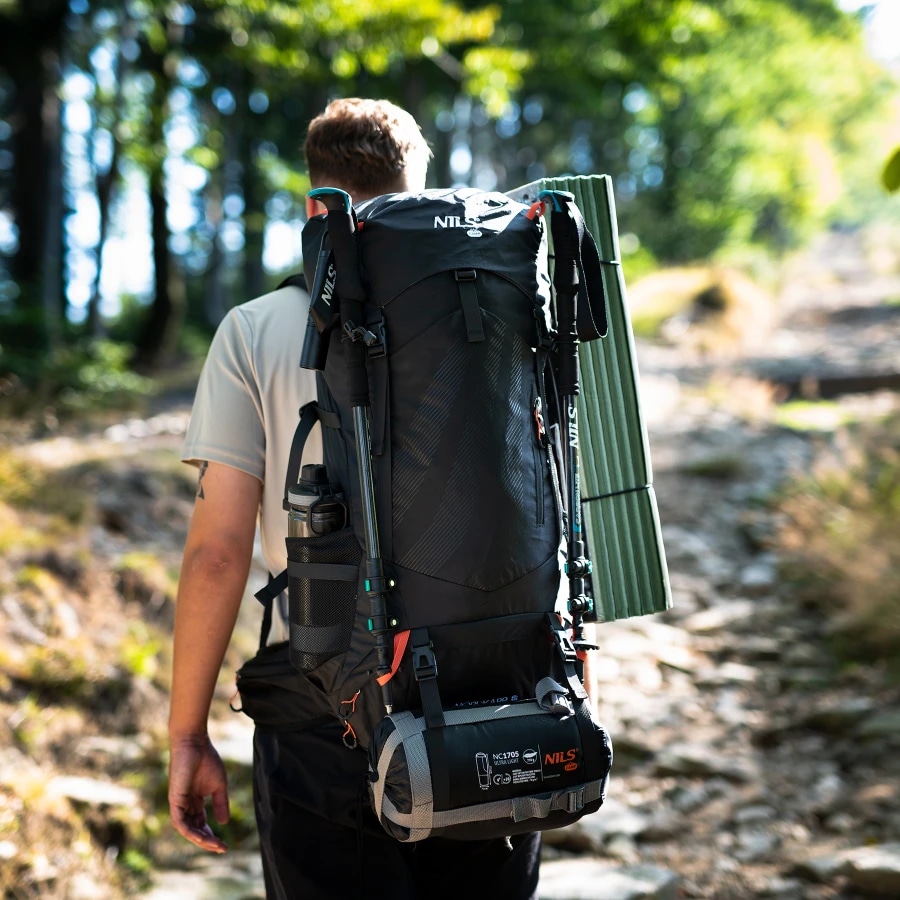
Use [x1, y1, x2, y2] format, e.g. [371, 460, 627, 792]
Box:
[182, 284, 323, 640]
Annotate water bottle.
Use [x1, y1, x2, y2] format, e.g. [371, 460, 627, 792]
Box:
[286, 464, 356, 673]
[287, 464, 347, 537]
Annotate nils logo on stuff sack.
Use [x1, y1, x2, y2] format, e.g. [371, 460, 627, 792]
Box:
[545, 749, 579, 771]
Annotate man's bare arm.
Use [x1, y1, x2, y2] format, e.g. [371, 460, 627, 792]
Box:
[168, 460, 261, 852]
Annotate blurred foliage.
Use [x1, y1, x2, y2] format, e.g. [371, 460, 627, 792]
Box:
[775, 415, 900, 671]
[0, 0, 896, 402]
[0, 337, 152, 418]
[884, 146, 900, 193]
[491, 0, 895, 261]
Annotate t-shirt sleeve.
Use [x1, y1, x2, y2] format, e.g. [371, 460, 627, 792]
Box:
[181, 307, 265, 481]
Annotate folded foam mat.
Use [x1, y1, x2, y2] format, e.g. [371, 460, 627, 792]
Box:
[509, 175, 671, 621]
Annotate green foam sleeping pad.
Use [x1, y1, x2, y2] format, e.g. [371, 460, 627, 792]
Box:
[509, 175, 672, 621]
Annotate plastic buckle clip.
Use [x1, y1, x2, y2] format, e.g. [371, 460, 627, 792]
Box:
[565, 787, 585, 814]
[366, 312, 387, 360]
[552, 624, 579, 664]
[412, 642, 438, 681]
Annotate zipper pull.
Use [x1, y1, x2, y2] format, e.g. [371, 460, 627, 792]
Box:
[533, 397, 547, 445]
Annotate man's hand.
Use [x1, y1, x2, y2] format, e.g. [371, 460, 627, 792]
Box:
[168, 462, 260, 854]
[168, 734, 230, 853]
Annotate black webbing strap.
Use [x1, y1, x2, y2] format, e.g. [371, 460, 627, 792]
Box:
[282, 402, 340, 512]
[283, 402, 318, 512]
[286, 561, 358, 581]
[411, 626, 450, 813]
[425, 725, 451, 815]
[369, 310, 390, 458]
[454, 269, 485, 342]
[253, 571, 287, 650]
[411, 627, 445, 729]
[548, 614, 589, 701]
[368, 316, 393, 559]
[277, 272, 308, 292]
[542, 192, 608, 344]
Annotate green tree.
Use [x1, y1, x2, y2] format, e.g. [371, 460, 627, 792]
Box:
[485, 0, 892, 261]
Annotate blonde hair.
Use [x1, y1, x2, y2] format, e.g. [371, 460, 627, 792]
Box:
[304, 98, 431, 199]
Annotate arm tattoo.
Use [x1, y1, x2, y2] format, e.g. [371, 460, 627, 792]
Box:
[197, 461, 208, 499]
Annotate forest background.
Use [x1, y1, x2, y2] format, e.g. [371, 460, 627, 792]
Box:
[1, 1, 900, 897]
[0, 0, 898, 401]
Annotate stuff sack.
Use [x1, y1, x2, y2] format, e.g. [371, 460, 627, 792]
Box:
[367, 617, 613, 842]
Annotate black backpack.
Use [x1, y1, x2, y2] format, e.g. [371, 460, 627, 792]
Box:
[255, 186, 613, 841]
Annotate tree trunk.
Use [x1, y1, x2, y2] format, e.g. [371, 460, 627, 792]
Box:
[131, 17, 185, 370]
[0, 0, 69, 354]
[87, 9, 130, 336]
[241, 135, 266, 301]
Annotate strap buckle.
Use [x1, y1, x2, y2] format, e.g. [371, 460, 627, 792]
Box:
[564, 786, 585, 813]
[552, 622, 579, 664]
[412, 641, 438, 681]
[366, 311, 387, 360]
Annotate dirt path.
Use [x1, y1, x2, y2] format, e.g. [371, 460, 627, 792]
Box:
[538, 233, 900, 898]
[3, 232, 899, 899]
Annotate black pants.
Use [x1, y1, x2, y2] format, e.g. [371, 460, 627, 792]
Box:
[252, 726, 542, 900]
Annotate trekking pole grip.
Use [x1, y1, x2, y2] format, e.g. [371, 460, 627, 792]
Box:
[539, 191, 580, 397]
[310, 187, 370, 407]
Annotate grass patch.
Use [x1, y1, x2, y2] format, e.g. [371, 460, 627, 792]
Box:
[774, 415, 900, 670]
[774, 400, 849, 432]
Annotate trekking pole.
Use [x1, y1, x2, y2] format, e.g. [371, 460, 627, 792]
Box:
[309, 187, 396, 714]
[539, 191, 597, 666]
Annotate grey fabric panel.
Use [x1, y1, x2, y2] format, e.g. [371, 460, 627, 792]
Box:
[393, 711, 435, 841]
[510, 778, 606, 823]
[535, 677, 573, 715]
[372, 725, 406, 826]
[381, 777, 608, 831]
[443, 702, 544, 726]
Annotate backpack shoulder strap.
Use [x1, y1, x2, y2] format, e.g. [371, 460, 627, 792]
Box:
[282, 401, 320, 512]
[253, 399, 341, 650]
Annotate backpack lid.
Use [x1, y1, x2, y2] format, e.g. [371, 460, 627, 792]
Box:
[353, 188, 549, 307]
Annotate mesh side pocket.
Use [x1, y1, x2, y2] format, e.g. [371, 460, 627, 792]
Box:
[286, 526, 361, 673]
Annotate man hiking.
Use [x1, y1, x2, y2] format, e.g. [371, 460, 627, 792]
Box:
[168, 97, 542, 900]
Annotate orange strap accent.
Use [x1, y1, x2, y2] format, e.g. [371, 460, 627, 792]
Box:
[525, 200, 545, 220]
[342, 720, 358, 749]
[377, 629, 410, 686]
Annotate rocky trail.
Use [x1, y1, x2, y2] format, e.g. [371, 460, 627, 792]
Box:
[3, 231, 899, 899]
